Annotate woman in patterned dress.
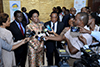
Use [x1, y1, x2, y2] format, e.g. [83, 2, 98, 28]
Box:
[26, 9, 44, 67]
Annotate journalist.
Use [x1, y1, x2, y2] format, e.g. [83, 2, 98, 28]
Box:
[0, 37, 29, 67]
[45, 12, 92, 66]
[0, 13, 29, 67]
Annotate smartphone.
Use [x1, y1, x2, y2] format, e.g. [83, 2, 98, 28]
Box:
[71, 27, 80, 32]
[70, 27, 80, 37]
[46, 25, 52, 31]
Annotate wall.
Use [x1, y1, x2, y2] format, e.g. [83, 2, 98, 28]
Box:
[3, 0, 88, 22]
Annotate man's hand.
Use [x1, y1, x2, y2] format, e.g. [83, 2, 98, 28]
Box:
[88, 19, 95, 31]
[44, 36, 49, 41]
[48, 27, 54, 34]
[79, 26, 91, 34]
[78, 35, 87, 45]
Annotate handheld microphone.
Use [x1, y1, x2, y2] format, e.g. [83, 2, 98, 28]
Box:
[42, 26, 50, 36]
[26, 30, 36, 37]
[35, 31, 46, 41]
[44, 28, 50, 36]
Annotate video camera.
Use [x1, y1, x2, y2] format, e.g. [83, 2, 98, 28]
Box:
[56, 41, 70, 67]
[35, 26, 53, 41]
[74, 45, 100, 67]
[57, 49, 70, 67]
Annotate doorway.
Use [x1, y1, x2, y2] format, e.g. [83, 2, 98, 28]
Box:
[0, 0, 3, 13]
[88, 0, 100, 12]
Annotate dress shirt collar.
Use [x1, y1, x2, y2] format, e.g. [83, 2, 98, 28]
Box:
[14, 20, 25, 33]
[70, 13, 73, 16]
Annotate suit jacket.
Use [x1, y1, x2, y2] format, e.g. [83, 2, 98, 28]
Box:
[7, 20, 27, 54]
[44, 21, 64, 53]
[22, 12, 30, 25]
[62, 13, 75, 27]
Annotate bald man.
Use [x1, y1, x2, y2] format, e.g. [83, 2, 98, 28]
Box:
[62, 7, 76, 27]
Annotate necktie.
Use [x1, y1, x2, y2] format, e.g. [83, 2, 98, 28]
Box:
[19, 23, 24, 36]
[52, 23, 55, 30]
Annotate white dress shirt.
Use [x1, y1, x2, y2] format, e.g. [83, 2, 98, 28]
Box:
[51, 21, 58, 33]
[91, 31, 100, 42]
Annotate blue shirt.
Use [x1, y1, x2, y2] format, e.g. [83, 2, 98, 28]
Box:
[15, 20, 25, 34]
[91, 31, 100, 42]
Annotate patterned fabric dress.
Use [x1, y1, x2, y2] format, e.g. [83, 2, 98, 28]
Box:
[26, 22, 44, 67]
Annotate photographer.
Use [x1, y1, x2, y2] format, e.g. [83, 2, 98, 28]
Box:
[45, 12, 92, 66]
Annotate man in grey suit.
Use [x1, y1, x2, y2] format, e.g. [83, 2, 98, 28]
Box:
[0, 38, 29, 67]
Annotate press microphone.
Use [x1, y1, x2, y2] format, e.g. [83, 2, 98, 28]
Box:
[26, 29, 36, 37]
[35, 31, 46, 41]
[43, 28, 50, 36]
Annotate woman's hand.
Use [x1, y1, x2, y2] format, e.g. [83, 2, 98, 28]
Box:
[35, 47, 43, 53]
[22, 37, 30, 44]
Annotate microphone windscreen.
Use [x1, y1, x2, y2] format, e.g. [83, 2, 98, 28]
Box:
[38, 32, 40, 34]
[35, 36, 38, 39]
[41, 31, 44, 33]
[28, 29, 31, 32]
[42, 26, 45, 30]
[31, 31, 36, 36]
[44, 28, 48, 32]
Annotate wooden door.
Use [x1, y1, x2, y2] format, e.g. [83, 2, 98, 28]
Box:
[88, 0, 100, 12]
[0, 0, 3, 13]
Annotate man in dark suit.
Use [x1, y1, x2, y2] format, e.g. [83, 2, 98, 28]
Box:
[7, 10, 27, 67]
[21, 7, 30, 25]
[44, 11, 65, 66]
[62, 7, 76, 27]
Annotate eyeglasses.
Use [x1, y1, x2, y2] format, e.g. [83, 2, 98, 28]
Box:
[72, 10, 76, 12]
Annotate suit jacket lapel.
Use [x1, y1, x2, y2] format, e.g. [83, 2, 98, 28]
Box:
[56, 21, 60, 33]
[14, 21, 24, 36]
[49, 21, 51, 27]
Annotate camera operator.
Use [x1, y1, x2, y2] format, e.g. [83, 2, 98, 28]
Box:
[45, 12, 92, 66]
[74, 34, 100, 67]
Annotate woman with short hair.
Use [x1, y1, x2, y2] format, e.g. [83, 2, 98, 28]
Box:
[27, 9, 44, 67]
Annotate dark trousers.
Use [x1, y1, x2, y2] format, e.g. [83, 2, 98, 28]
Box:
[14, 45, 27, 67]
[46, 49, 60, 66]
